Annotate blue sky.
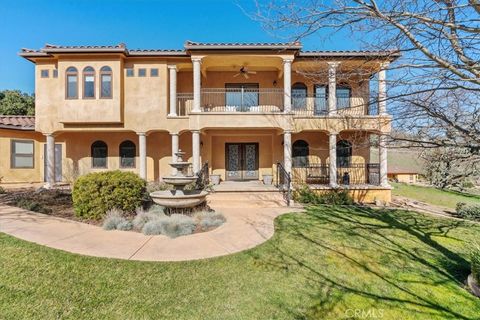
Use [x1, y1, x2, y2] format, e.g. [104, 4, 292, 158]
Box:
[0, 0, 358, 93]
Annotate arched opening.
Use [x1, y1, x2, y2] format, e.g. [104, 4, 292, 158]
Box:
[119, 140, 136, 168]
[91, 140, 108, 168]
[66, 67, 78, 99]
[100, 66, 112, 98]
[83, 66, 95, 98]
[292, 140, 309, 167]
[336, 140, 352, 168]
[291, 82, 307, 110]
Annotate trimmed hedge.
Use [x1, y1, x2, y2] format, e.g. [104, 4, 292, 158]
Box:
[293, 185, 354, 205]
[72, 171, 146, 220]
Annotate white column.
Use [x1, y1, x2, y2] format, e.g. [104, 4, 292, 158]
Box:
[329, 133, 338, 187]
[283, 131, 292, 174]
[378, 62, 389, 115]
[379, 134, 389, 187]
[45, 134, 55, 188]
[192, 57, 202, 112]
[138, 133, 147, 180]
[328, 62, 340, 115]
[192, 130, 200, 174]
[168, 65, 178, 117]
[283, 58, 293, 113]
[171, 132, 179, 175]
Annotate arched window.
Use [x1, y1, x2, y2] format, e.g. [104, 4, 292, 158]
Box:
[119, 140, 136, 168]
[314, 84, 328, 115]
[66, 67, 78, 99]
[91, 140, 107, 168]
[100, 66, 112, 98]
[336, 83, 351, 109]
[83, 67, 95, 98]
[291, 82, 307, 110]
[336, 140, 352, 168]
[292, 140, 309, 168]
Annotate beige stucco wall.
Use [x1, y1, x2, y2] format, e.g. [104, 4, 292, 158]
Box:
[310, 187, 391, 203]
[0, 129, 45, 183]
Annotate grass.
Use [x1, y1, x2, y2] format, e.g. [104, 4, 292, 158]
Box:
[392, 182, 480, 209]
[1, 206, 480, 319]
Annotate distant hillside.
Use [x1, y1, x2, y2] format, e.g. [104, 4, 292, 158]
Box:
[371, 149, 425, 174]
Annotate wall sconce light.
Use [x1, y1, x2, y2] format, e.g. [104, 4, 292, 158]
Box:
[200, 141, 204, 148]
[273, 80, 277, 87]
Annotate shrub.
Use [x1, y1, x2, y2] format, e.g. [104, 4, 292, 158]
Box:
[472, 243, 480, 284]
[102, 209, 132, 231]
[132, 206, 166, 231]
[194, 211, 226, 231]
[293, 185, 354, 205]
[142, 219, 167, 235]
[72, 171, 146, 220]
[456, 203, 480, 221]
[146, 181, 171, 193]
[160, 214, 196, 238]
[0, 186, 5, 194]
[15, 198, 52, 214]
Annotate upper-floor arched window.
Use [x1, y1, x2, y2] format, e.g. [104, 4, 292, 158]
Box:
[66, 67, 78, 99]
[336, 83, 351, 109]
[292, 140, 309, 168]
[119, 140, 136, 168]
[314, 84, 328, 115]
[91, 140, 107, 168]
[100, 66, 112, 98]
[291, 82, 307, 110]
[83, 67, 95, 98]
[336, 140, 352, 168]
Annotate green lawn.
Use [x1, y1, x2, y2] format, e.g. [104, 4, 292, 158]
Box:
[392, 182, 480, 209]
[1, 206, 480, 319]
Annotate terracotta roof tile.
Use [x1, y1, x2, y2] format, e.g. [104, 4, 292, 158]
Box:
[0, 116, 35, 130]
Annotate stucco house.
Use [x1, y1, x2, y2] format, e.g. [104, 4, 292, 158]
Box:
[1, 41, 398, 203]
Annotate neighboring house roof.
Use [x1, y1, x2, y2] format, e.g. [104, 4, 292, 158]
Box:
[19, 41, 400, 60]
[0, 116, 35, 131]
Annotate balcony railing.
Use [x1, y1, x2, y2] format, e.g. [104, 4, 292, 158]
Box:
[177, 88, 284, 114]
[292, 163, 380, 185]
[176, 90, 378, 116]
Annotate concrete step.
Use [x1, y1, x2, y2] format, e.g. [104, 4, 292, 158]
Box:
[207, 191, 289, 208]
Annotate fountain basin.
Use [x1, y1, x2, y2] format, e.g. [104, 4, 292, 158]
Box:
[150, 190, 208, 208]
[162, 176, 197, 186]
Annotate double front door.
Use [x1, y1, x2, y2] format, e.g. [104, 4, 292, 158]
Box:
[225, 143, 259, 180]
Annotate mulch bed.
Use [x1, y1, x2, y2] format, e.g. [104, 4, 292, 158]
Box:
[0, 187, 99, 225]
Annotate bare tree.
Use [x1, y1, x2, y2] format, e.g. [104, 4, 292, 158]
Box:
[255, 0, 480, 186]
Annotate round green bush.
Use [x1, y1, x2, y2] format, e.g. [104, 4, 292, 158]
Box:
[72, 171, 146, 220]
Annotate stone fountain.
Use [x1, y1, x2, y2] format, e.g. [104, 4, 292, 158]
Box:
[150, 151, 208, 208]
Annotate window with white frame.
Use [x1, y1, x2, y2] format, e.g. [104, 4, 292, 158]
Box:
[11, 140, 34, 168]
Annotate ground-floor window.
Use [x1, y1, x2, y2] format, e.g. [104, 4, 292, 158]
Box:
[119, 140, 136, 168]
[292, 140, 309, 167]
[91, 140, 108, 168]
[11, 139, 34, 168]
[336, 140, 352, 168]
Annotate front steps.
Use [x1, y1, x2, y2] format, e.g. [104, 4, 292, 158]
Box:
[207, 190, 289, 208]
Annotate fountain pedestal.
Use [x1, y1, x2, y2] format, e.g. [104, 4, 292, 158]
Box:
[149, 151, 208, 208]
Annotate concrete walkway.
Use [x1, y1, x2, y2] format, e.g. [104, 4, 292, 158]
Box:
[0, 204, 302, 261]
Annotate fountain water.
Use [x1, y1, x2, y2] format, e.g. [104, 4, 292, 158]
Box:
[149, 151, 208, 208]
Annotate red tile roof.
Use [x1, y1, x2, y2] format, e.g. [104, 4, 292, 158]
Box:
[0, 116, 35, 130]
[19, 42, 400, 60]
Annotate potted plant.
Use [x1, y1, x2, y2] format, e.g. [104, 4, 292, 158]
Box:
[210, 174, 221, 185]
[263, 174, 273, 185]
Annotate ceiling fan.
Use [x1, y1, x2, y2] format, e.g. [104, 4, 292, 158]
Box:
[233, 66, 257, 79]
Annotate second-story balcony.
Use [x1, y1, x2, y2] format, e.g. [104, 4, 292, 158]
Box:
[176, 88, 378, 116]
[176, 87, 284, 115]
